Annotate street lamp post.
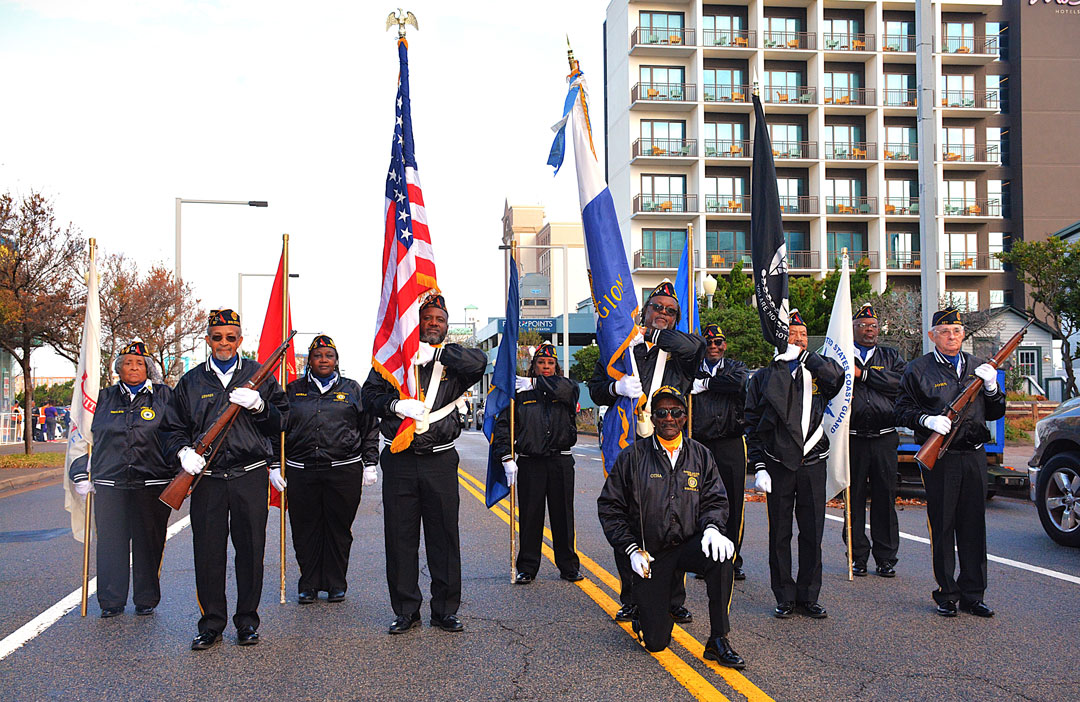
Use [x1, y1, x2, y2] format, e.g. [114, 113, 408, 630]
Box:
[703, 274, 718, 308]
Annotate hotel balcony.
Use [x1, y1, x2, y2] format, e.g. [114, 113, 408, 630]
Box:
[779, 195, 818, 215]
[824, 141, 876, 162]
[631, 82, 696, 111]
[882, 89, 918, 114]
[941, 143, 1002, 167]
[883, 142, 918, 166]
[881, 34, 916, 56]
[631, 138, 698, 163]
[762, 85, 817, 112]
[701, 29, 756, 51]
[771, 140, 818, 160]
[703, 139, 751, 160]
[943, 252, 1004, 273]
[942, 198, 1000, 219]
[884, 197, 920, 216]
[629, 26, 696, 55]
[940, 90, 999, 116]
[762, 30, 816, 53]
[632, 193, 698, 216]
[823, 87, 876, 112]
[703, 194, 749, 214]
[822, 32, 875, 53]
[787, 250, 819, 271]
[940, 35, 1000, 64]
[886, 251, 922, 272]
[703, 83, 751, 104]
[828, 249, 879, 270]
[826, 196, 878, 216]
[633, 248, 699, 271]
[705, 249, 818, 271]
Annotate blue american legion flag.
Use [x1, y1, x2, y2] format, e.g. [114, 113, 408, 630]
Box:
[674, 237, 700, 334]
[550, 58, 639, 475]
[482, 255, 520, 508]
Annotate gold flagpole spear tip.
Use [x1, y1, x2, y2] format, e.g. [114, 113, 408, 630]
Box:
[385, 8, 418, 39]
[566, 35, 579, 73]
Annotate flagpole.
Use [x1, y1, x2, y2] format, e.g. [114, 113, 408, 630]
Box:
[686, 223, 694, 441]
[509, 240, 518, 583]
[80, 237, 97, 617]
[279, 233, 289, 604]
[842, 249, 853, 582]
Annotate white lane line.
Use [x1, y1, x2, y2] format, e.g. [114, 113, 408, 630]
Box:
[0, 515, 191, 662]
[824, 513, 1080, 585]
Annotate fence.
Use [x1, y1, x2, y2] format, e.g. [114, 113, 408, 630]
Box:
[0, 412, 26, 444]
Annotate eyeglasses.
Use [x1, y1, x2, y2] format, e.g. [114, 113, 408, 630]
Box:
[706, 338, 725, 346]
[210, 334, 239, 343]
[652, 407, 686, 419]
[648, 302, 679, 317]
[855, 323, 878, 330]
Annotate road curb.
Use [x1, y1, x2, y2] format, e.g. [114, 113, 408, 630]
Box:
[0, 467, 64, 494]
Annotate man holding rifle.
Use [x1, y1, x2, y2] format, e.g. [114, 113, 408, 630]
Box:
[159, 309, 289, 649]
[895, 307, 1005, 619]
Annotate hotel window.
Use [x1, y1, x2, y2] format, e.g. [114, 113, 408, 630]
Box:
[703, 68, 746, 101]
[764, 16, 799, 47]
[946, 232, 977, 269]
[888, 232, 920, 268]
[786, 230, 809, 252]
[824, 124, 862, 158]
[770, 123, 804, 156]
[640, 66, 686, 98]
[943, 180, 975, 213]
[883, 20, 914, 51]
[640, 120, 685, 153]
[942, 127, 975, 161]
[986, 75, 1002, 111]
[940, 74, 974, 107]
[884, 73, 915, 105]
[885, 179, 917, 212]
[642, 229, 686, 267]
[777, 178, 805, 212]
[986, 128, 1002, 163]
[945, 290, 979, 312]
[824, 72, 861, 103]
[943, 21, 975, 53]
[765, 70, 801, 102]
[641, 174, 687, 211]
[988, 180, 1003, 217]
[827, 231, 868, 259]
[985, 21, 1003, 57]
[704, 176, 747, 211]
[989, 290, 1006, 308]
[708, 230, 750, 262]
[702, 14, 744, 46]
[885, 126, 917, 160]
[826, 178, 863, 211]
[822, 18, 860, 49]
[639, 11, 684, 38]
[989, 232, 1004, 270]
[704, 121, 746, 155]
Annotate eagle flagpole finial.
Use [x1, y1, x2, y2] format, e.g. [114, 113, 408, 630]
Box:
[385, 8, 418, 39]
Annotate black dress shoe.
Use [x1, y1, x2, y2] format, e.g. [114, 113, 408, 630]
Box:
[237, 626, 259, 646]
[733, 566, 746, 581]
[935, 600, 958, 617]
[100, 606, 124, 619]
[669, 606, 693, 624]
[560, 570, 584, 582]
[191, 631, 221, 650]
[703, 636, 746, 670]
[773, 602, 795, 619]
[431, 614, 464, 632]
[515, 572, 534, 585]
[615, 604, 638, 622]
[388, 613, 421, 634]
[134, 605, 155, 616]
[327, 589, 346, 603]
[852, 563, 868, 577]
[962, 600, 994, 618]
[298, 590, 316, 605]
[876, 563, 896, 578]
[796, 601, 828, 619]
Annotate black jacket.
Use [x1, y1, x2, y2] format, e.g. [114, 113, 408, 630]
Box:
[597, 435, 729, 557]
[158, 357, 288, 479]
[493, 375, 578, 460]
[69, 383, 173, 488]
[690, 357, 749, 440]
[282, 374, 381, 471]
[362, 344, 486, 454]
[895, 350, 1007, 451]
[850, 345, 906, 435]
[588, 328, 704, 421]
[744, 350, 845, 471]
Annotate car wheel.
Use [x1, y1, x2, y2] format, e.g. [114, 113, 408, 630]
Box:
[1035, 451, 1080, 548]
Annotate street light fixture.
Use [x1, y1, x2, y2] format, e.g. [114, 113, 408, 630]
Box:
[237, 272, 299, 336]
[703, 274, 718, 308]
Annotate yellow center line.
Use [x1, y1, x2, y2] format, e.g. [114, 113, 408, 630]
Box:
[457, 466, 774, 702]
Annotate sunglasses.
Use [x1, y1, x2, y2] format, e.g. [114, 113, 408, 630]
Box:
[648, 301, 679, 317]
[855, 323, 879, 330]
[210, 334, 239, 343]
[653, 407, 686, 419]
[706, 338, 725, 346]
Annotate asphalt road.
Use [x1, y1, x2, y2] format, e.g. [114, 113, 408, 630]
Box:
[0, 430, 1077, 701]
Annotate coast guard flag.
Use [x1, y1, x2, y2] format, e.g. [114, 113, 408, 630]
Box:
[64, 243, 101, 542]
[823, 254, 854, 499]
[674, 236, 700, 334]
[482, 255, 519, 508]
[550, 58, 639, 475]
[750, 94, 790, 351]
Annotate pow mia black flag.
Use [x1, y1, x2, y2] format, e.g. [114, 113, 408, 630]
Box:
[750, 92, 790, 351]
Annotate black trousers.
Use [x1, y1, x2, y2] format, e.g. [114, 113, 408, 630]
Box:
[849, 433, 900, 567]
[287, 464, 364, 593]
[94, 484, 171, 610]
[702, 436, 747, 570]
[920, 449, 988, 606]
[516, 454, 580, 577]
[381, 447, 461, 618]
[189, 468, 269, 635]
[615, 549, 686, 610]
[634, 536, 733, 652]
[765, 459, 827, 604]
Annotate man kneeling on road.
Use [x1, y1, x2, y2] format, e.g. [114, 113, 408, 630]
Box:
[597, 386, 745, 668]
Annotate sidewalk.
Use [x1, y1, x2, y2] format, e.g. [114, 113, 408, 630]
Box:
[0, 441, 67, 493]
[1002, 441, 1036, 470]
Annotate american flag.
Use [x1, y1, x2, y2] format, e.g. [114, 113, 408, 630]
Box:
[372, 38, 439, 453]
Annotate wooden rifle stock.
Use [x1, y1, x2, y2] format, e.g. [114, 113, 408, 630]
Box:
[915, 320, 1033, 471]
[159, 331, 297, 510]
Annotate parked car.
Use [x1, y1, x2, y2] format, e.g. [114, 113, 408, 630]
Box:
[1028, 396, 1080, 547]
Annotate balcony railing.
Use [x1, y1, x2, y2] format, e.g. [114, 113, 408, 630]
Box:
[940, 90, 999, 109]
[944, 252, 1000, 270]
[704, 195, 750, 213]
[828, 249, 878, 269]
[634, 194, 698, 213]
[705, 250, 753, 268]
[883, 88, 917, 106]
[825, 142, 875, 160]
[826, 196, 877, 215]
[942, 198, 1000, 216]
[942, 35, 998, 55]
[788, 250, 819, 269]
[702, 29, 755, 48]
[633, 138, 697, 158]
[632, 82, 696, 102]
[631, 27, 696, 47]
[882, 34, 915, 52]
[822, 32, 874, 51]
[772, 140, 818, 159]
[762, 31, 816, 50]
[822, 86, 875, 106]
[884, 197, 920, 215]
[941, 143, 1001, 163]
[634, 248, 699, 269]
[763, 85, 816, 104]
[704, 139, 750, 158]
[779, 195, 818, 214]
[886, 251, 922, 270]
[703, 83, 751, 102]
[884, 143, 917, 161]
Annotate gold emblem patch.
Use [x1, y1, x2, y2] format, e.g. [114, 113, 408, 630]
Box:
[140, 408, 156, 421]
[336, 393, 346, 401]
[687, 476, 698, 488]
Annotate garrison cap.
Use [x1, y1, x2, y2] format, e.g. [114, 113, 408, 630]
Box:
[208, 309, 241, 331]
[533, 343, 557, 360]
[650, 385, 687, 410]
[419, 293, 447, 313]
[789, 309, 806, 328]
[932, 307, 963, 326]
[309, 334, 337, 352]
[703, 323, 725, 341]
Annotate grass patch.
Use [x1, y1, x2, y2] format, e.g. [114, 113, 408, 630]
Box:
[1004, 417, 1032, 443]
[0, 452, 66, 469]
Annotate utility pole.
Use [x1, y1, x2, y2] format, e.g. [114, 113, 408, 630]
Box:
[916, 0, 940, 352]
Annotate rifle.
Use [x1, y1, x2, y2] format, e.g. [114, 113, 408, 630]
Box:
[159, 331, 297, 510]
[915, 319, 1032, 471]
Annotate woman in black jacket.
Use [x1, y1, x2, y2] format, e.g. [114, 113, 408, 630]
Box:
[281, 335, 380, 604]
[494, 344, 582, 584]
[69, 341, 172, 618]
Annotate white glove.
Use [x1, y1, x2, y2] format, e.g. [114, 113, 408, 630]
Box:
[701, 528, 735, 562]
[502, 459, 518, 486]
[394, 398, 427, 421]
[515, 376, 534, 393]
[268, 467, 287, 491]
[614, 374, 643, 399]
[691, 378, 709, 395]
[629, 328, 646, 347]
[413, 342, 436, 366]
[363, 465, 378, 487]
[229, 387, 264, 413]
[179, 447, 206, 476]
[630, 549, 654, 579]
[923, 414, 953, 435]
[74, 480, 94, 496]
[755, 469, 773, 494]
[974, 363, 998, 393]
[774, 344, 801, 362]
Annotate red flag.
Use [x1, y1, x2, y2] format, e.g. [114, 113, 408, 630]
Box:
[258, 250, 296, 509]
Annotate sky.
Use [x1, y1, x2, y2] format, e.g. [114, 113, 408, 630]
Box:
[0, 0, 609, 377]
